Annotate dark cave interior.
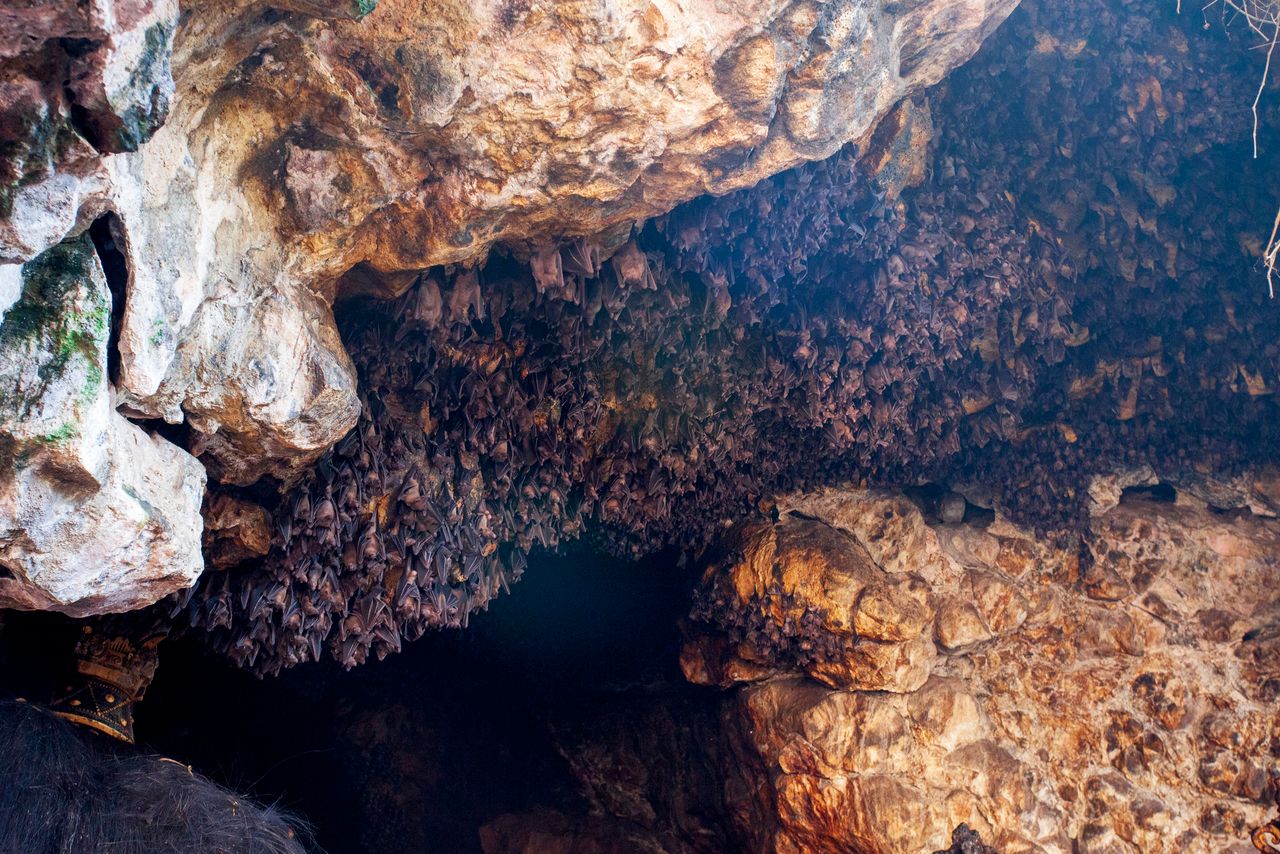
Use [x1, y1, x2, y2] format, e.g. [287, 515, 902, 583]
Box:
[1, 548, 708, 853]
[155, 0, 1280, 680]
[5, 0, 1280, 850]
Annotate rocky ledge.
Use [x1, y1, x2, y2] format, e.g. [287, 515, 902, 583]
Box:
[680, 479, 1280, 851]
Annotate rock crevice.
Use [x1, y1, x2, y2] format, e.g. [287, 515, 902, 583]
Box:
[0, 232, 205, 615]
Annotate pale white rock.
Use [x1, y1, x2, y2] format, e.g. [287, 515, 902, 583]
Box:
[63, 0, 177, 154]
[0, 417, 206, 616]
[0, 264, 25, 327]
[0, 0, 175, 263]
[0, 235, 206, 616]
[101, 120, 208, 411]
[0, 158, 112, 265]
[170, 274, 361, 485]
[0, 137, 113, 265]
[0, 235, 114, 487]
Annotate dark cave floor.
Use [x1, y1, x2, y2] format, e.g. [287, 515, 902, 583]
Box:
[3, 549, 705, 853]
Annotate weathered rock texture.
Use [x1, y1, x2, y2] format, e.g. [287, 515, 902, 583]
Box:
[221, 0, 1018, 275]
[0, 0, 176, 256]
[1, 0, 1018, 492]
[684, 484, 1280, 852]
[201, 492, 271, 570]
[0, 233, 205, 615]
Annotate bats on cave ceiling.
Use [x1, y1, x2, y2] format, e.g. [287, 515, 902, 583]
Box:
[531, 245, 565, 297]
[448, 268, 484, 325]
[409, 273, 444, 331]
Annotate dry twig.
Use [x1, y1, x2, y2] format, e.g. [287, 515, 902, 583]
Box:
[1199, 0, 1280, 293]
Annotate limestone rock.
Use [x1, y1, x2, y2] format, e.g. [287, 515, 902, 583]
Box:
[678, 631, 779, 689]
[0, 421, 206, 616]
[934, 599, 992, 651]
[967, 569, 1027, 635]
[808, 631, 936, 693]
[202, 493, 272, 569]
[688, 512, 938, 691]
[688, 485, 1280, 851]
[0, 235, 112, 486]
[0, 0, 355, 487]
[1087, 466, 1157, 516]
[177, 0, 1020, 277]
[0, 0, 175, 260]
[0, 235, 205, 616]
[101, 135, 361, 486]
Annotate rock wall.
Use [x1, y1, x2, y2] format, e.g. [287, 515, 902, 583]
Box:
[0, 232, 204, 615]
[4, 0, 1019, 485]
[0, 0, 1017, 613]
[683, 482, 1280, 852]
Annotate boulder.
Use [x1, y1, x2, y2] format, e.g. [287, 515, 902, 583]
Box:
[0, 235, 205, 616]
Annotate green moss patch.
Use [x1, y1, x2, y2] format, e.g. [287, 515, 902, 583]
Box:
[0, 233, 109, 417]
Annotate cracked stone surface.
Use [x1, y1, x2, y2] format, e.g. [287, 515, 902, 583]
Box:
[0, 234, 205, 616]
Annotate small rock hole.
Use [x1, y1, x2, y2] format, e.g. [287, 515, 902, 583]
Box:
[128, 417, 196, 456]
[58, 39, 105, 152]
[963, 504, 996, 529]
[904, 483, 992, 526]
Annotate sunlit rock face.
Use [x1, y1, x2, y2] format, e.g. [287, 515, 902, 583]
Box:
[0, 1, 207, 614]
[1, 0, 1019, 489]
[0, 234, 205, 616]
[204, 0, 1019, 277]
[684, 483, 1280, 852]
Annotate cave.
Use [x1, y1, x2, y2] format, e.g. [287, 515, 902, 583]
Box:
[2, 0, 1280, 851]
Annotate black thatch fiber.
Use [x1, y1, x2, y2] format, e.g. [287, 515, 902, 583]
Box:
[0, 698, 307, 853]
[149, 0, 1280, 674]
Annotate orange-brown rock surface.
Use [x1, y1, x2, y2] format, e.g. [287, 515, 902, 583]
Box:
[201, 493, 272, 570]
[685, 482, 1280, 852]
